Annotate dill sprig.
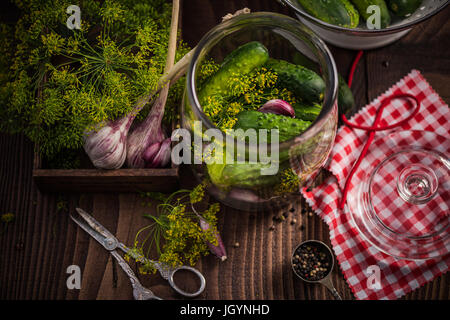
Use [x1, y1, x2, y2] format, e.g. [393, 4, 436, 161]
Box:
[127, 183, 221, 273]
[199, 62, 297, 131]
[274, 168, 301, 195]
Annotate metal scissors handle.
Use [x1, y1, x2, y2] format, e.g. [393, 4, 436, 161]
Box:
[71, 208, 206, 298]
[120, 242, 206, 298]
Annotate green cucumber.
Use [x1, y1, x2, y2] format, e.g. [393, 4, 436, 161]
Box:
[265, 58, 325, 104]
[207, 161, 286, 189]
[233, 110, 311, 143]
[291, 52, 355, 118]
[338, 74, 355, 117]
[198, 41, 269, 105]
[388, 0, 422, 17]
[297, 0, 360, 28]
[293, 103, 322, 122]
[350, 0, 391, 28]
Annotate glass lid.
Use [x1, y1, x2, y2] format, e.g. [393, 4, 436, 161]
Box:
[347, 130, 450, 260]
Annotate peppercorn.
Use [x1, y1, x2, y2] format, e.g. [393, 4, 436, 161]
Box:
[292, 242, 332, 281]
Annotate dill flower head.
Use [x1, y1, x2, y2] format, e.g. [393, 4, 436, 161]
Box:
[130, 184, 222, 271]
[1, 213, 15, 223]
[274, 169, 301, 195]
[190, 182, 206, 204]
[199, 63, 297, 132]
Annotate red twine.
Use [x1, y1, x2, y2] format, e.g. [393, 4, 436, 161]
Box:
[338, 51, 421, 210]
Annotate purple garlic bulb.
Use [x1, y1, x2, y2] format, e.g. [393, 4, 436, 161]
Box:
[83, 112, 136, 169]
[258, 99, 295, 118]
[126, 86, 171, 168]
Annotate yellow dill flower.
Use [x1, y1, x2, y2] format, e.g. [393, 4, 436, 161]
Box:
[190, 182, 206, 204]
[1, 213, 14, 223]
[221, 117, 237, 130]
[274, 169, 301, 195]
[227, 102, 243, 115]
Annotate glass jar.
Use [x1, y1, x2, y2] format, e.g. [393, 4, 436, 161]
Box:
[181, 12, 338, 211]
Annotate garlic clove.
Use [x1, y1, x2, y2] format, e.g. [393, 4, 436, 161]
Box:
[142, 142, 162, 163]
[198, 214, 227, 261]
[258, 99, 295, 118]
[146, 138, 171, 168]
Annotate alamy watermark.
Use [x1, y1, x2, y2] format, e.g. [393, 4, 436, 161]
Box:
[366, 5, 382, 30]
[366, 265, 381, 290]
[171, 121, 281, 176]
[66, 265, 81, 289]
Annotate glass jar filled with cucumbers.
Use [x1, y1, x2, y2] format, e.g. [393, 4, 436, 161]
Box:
[181, 12, 340, 211]
[281, 0, 449, 49]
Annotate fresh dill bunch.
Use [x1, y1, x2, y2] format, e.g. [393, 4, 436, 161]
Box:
[129, 184, 221, 272]
[0, 0, 190, 166]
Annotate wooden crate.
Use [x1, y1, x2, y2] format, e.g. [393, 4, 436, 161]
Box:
[32, 117, 180, 193]
[32, 3, 186, 194]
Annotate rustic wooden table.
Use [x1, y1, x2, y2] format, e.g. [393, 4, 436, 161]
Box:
[0, 0, 449, 300]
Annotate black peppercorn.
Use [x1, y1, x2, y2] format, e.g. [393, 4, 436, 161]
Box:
[292, 242, 332, 281]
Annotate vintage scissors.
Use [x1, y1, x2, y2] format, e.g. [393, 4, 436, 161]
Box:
[70, 207, 206, 299]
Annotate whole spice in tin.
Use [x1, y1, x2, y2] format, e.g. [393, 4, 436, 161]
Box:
[292, 242, 332, 281]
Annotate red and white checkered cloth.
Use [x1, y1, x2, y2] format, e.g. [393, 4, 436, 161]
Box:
[301, 70, 450, 300]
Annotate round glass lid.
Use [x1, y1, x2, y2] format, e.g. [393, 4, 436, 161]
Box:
[347, 131, 450, 260]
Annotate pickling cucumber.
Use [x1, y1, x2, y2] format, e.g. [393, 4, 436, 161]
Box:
[264, 58, 326, 104]
[388, 0, 422, 17]
[338, 74, 355, 117]
[233, 110, 311, 143]
[198, 41, 269, 105]
[297, 0, 360, 28]
[293, 103, 322, 122]
[207, 160, 285, 189]
[350, 0, 391, 28]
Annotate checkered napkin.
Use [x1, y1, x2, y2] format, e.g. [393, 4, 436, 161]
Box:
[301, 70, 450, 300]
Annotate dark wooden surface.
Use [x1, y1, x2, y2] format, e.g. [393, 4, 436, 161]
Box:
[0, 0, 449, 300]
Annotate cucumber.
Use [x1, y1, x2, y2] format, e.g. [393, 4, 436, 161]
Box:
[293, 103, 322, 122]
[297, 0, 360, 28]
[207, 161, 285, 189]
[233, 110, 311, 143]
[350, 0, 391, 28]
[388, 0, 422, 17]
[198, 41, 269, 105]
[291, 52, 355, 118]
[338, 74, 355, 117]
[265, 58, 325, 104]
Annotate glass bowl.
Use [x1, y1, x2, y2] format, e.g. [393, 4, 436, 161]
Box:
[280, 0, 449, 49]
[181, 12, 338, 211]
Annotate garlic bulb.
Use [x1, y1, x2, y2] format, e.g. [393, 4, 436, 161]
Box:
[126, 0, 179, 169]
[126, 85, 170, 168]
[83, 112, 135, 169]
